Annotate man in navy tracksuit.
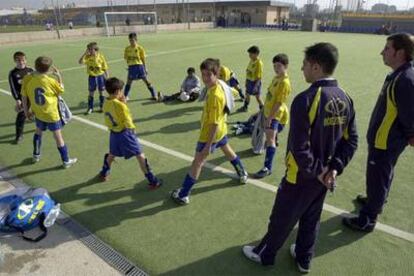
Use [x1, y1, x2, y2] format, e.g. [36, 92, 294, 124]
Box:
[242, 43, 358, 273]
[343, 33, 414, 232]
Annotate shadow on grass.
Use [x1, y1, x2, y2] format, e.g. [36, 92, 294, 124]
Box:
[134, 105, 202, 123]
[139, 121, 200, 136]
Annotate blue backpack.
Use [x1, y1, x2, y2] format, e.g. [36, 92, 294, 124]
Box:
[0, 188, 60, 242]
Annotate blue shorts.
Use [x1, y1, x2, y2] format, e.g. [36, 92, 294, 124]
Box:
[196, 136, 228, 153]
[267, 119, 285, 132]
[228, 76, 239, 88]
[110, 129, 142, 159]
[88, 74, 106, 92]
[128, 64, 147, 80]
[35, 118, 63, 131]
[246, 80, 262, 95]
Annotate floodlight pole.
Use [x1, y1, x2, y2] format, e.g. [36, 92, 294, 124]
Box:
[51, 0, 61, 39]
[187, 0, 190, 30]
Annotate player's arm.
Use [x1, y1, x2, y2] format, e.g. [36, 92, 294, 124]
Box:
[139, 47, 146, 66]
[78, 49, 88, 65]
[328, 98, 358, 176]
[102, 55, 109, 78]
[254, 62, 263, 92]
[394, 76, 414, 143]
[21, 79, 32, 120]
[51, 66, 63, 85]
[289, 95, 324, 179]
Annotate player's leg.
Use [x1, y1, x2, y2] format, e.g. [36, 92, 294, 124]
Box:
[124, 78, 133, 99]
[86, 76, 97, 114]
[254, 126, 277, 179]
[32, 127, 43, 162]
[15, 111, 26, 143]
[136, 153, 162, 189]
[99, 153, 115, 181]
[98, 75, 106, 112]
[52, 127, 77, 168]
[220, 141, 248, 184]
[255, 94, 264, 109]
[142, 77, 157, 100]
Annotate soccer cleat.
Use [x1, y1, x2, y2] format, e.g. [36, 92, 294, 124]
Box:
[290, 244, 310, 274]
[14, 136, 23, 145]
[253, 167, 272, 179]
[342, 216, 376, 233]
[99, 174, 109, 182]
[235, 127, 243, 136]
[239, 171, 248, 184]
[125, 96, 130, 102]
[237, 106, 248, 112]
[242, 245, 261, 264]
[148, 179, 163, 190]
[170, 189, 189, 205]
[157, 91, 164, 102]
[85, 108, 93, 115]
[32, 154, 41, 163]
[63, 158, 78, 169]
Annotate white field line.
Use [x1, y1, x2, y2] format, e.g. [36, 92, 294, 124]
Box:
[1, 87, 413, 243]
[0, 36, 271, 82]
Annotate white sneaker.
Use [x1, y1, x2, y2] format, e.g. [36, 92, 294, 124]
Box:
[32, 154, 40, 163]
[235, 127, 243, 135]
[290, 244, 310, 274]
[63, 158, 78, 169]
[242, 245, 261, 264]
[240, 171, 248, 184]
[171, 189, 190, 205]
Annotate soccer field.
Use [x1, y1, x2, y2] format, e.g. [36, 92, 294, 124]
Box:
[0, 29, 413, 275]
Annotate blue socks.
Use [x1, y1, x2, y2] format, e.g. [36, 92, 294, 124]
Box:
[264, 146, 276, 171]
[179, 174, 196, 198]
[100, 153, 110, 176]
[230, 156, 246, 177]
[99, 95, 105, 108]
[88, 96, 94, 110]
[57, 145, 69, 162]
[33, 134, 42, 156]
[147, 85, 156, 98]
[124, 84, 131, 97]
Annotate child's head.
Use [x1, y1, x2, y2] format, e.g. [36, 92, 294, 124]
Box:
[247, 46, 260, 60]
[35, 56, 53, 74]
[105, 77, 125, 97]
[87, 42, 99, 55]
[302, 42, 338, 83]
[13, 51, 27, 69]
[187, 67, 196, 76]
[272, 54, 289, 75]
[129, 32, 138, 45]
[200, 58, 220, 87]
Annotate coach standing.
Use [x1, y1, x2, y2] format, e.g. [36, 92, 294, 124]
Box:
[343, 33, 414, 232]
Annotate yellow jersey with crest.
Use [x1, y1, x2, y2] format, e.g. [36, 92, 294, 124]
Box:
[219, 65, 232, 82]
[82, 52, 108, 77]
[199, 83, 227, 143]
[124, 44, 146, 66]
[103, 98, 136, 132]
[21, 73, 64, 123]
[264, 74, 291, 125]
[246, 58, 263, 81]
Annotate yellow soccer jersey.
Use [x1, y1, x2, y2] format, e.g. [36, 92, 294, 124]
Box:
[199, 83, 227, 143]
[246, 58, 263, 81]
[103, 98, 136, 132]
[219, 65, 232, 82]
[82, 52, 108, 77]
[124, 44, 146, 66]
[21, 73, 64, 123]
[264, 74, 291, 125]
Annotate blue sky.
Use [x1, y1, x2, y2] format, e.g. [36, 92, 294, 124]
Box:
[0, 0, 412, 10]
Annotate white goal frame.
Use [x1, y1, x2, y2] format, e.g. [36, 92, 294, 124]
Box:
[104, 11, 158, 37]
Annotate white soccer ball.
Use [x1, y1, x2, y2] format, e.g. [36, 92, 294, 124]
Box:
[179, 92, 190, 102]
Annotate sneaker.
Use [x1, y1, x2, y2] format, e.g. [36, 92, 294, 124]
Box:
[290, 244, 310, 274]
[342, 216, 376, 233]
[242, 245, 261, 264]
[14, 136, 23, 145]
[157, 91, 164, 102]
[235, 127, 243, 136]
[85, 108, 93, 115]
[253, 167, 271, 179]
[63, 158, 78, 169]
[239, 171, 248, 184]
[148, 179, 163, 190]
[32, 154, 41, 163]
[170, 189, 189, 205]
[237, 106, 248, 112]
[125, 96, 130, 102]
[98, 172, 109, 182]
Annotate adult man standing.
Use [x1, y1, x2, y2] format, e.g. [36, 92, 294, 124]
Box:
[343, 33, 414, 232]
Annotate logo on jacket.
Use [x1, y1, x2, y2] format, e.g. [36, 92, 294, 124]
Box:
[324, 98, 347, 126]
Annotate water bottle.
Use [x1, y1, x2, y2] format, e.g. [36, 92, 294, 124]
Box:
[43, 203, 61, 228]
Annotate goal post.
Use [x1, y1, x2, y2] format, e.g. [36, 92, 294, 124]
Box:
[104, 11, 158, 37]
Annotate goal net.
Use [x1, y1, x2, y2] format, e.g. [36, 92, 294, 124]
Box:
[104, 12, 157, 37]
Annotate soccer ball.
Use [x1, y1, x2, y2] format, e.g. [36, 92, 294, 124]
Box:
[179, 92, 190, 102]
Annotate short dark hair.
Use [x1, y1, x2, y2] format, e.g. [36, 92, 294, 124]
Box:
[187, 67, 196, 74]
[247, 45, 260, 54]
[128, 32, 137, 40]
[273, 54, 289, 66]
[200, 58, 220, 75]
[13, 51, 26, 60]
[304, 42, 338, 75]
[87, 42, 99, 51]
[105, 77, 124, 94]
[35, 56, 53, 73]
[387, 33, 414, 62]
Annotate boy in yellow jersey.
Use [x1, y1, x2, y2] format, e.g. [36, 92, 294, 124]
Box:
[253, 54, 291, 179]
[98, 77, 162, 189]
[219, 64, 245, 100]
[123, 32, 157, 101]
[239, 46, 264, 112]
[171, 58, 248, 205]
[22, 56, 77, 168]
[78, 42, 109, 114]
